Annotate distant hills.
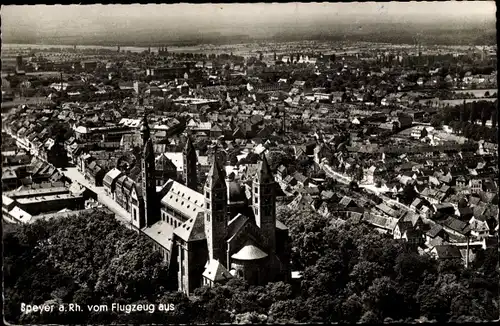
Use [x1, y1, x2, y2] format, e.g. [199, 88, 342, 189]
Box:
[3, 21, 496, 47]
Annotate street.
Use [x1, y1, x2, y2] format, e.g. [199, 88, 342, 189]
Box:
[322, 164, 351, 184]
[61, 167, 132, 226]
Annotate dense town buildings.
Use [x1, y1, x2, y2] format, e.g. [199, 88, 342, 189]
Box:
[2, 39, 498, 295]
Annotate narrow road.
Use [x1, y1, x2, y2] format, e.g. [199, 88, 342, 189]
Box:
[322, 164, 351, 185]
[61, 167, 133, 227]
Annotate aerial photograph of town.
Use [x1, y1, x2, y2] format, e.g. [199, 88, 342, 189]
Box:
[1, 2, 498, 324]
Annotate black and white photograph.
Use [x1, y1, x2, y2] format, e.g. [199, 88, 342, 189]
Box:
[1, 2, 498, 324]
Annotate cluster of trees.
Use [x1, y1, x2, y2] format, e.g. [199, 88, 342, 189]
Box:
[271, 207, 499, 323]
[438, 91, 498, 100]
[431, 100, 498, 143]
[5, 202, 499, 324]
[4, 212, 170, 324]
[432, 99, 498, 126]
[448, 121, 498, 143]
[153, 208, 498, 324]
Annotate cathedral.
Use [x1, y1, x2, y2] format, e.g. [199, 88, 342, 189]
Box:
[103, 114, 291, 295]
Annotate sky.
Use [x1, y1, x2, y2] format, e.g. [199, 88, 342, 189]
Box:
[1, 2, 496, 42]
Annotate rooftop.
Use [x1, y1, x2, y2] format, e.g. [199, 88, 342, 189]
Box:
[142, 220, 175, 251]
[231, 241, 268, 261]
[202, 259, 233, 282]
[174, 212, 206, 242]
[5, 186, 69, 199]
[161, 180, 204, 220]
[16, 193, 83, 205]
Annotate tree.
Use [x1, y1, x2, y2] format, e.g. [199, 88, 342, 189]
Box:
[491, 108, 497, 128]
[302, 250, 347, 297]
[266, 282, 293, 302]
[341, 294, 364, 323]
[398, 184, 418, 205]
[268, 298, 309, 323]
[238, 152, 260, 165]
[348, 261, 383, 293]
[4, 211, 170, 324]
[481, 106, 488, 126]
[460, 100, 466, 122]
[349, 181, 359, 191]
[354, 166, 364, 182]
[362, 276, 407, 320]
[359, 310, 381, 323]
[417, 283, 449, 322]
[430, 114, 443, 128]
[266, 150, 293, 172]
[469, 102, 477, 122]
[305, 294, 340, 322]
[234, 311, 268, 324]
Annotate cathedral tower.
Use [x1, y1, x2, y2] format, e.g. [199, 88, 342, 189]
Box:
[183, 136, 198, 190]
[252, 155, 276, 252]
[141, 112, 158, 227]
[204, 159, 228, 263]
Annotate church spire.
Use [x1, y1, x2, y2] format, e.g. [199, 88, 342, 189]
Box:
[252, 153, 276, 252]
[256, 154, 272, 183]
[183, 135, 198, 190]
[140, 109, 158, 228]
[204, 155, 228, 264]
[206, 158, 225, 188]
[140, 110, 150, 145]
[184, 134, 195, 153]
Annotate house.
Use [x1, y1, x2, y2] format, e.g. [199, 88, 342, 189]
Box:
[103, 168, 123, 198]
[441, 216, 471, 238]
[85, 160, 106, 187]
[375, 202, 399, 218]
[402, 211, 426, 230]
[320, 190, 336, 201]
[293, 80, 306, 89]
[276, 165, 287, 180]
[469, 179, 483, 194]
[411, 126, 429, 139]
[313, 144, 332, 164]
[421, 187, 447, 205]
[430, 245, 462, 261]
[410, 198, 424, 212]
[425, 224, 448, 247]
[283, 175, 297, 187]
[362, 212, 399, 234]
[338, 196, 357, 210]
[468, 215, 490, 238]
[287, 193, 315, 211]
[331, 91, 343, 103]
[292, 171, 310, 187]
[402, 228, 425, 247]
[457, 207, 474, 221]
[317, 202, 333, 218]
[393, 219, 413, 240]
[363, 166, 377, 185]
[455, 175, 467, 188]
[433, 201, 456, 214]
[298, 186, 320, 198]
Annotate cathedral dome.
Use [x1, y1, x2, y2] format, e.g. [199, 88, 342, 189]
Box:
[227, 180, 246, 203]
[231, 242, 268, 261]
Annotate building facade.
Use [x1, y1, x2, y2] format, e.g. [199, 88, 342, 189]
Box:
[103, 114, 290, 295]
